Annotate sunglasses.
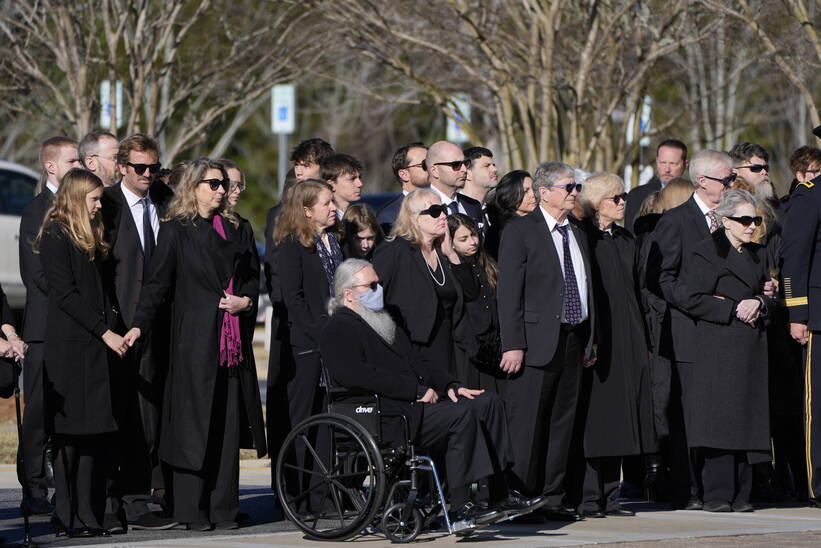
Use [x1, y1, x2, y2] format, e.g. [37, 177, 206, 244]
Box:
[550, 183, 583, 193]
[419, 204, 448, 218]
[433, 160, 468, 170]
[200, 178, 230, 191]
[230, 182, 246, 192]
[727, 215, 763, 227]
[406, 161, 427, 171]
[352, 281, 379, 291]
[607, 192, 629, 205]
[738, 164, 769, 173]
[127, 162, 162, 176]
[703, 173, 737, 187]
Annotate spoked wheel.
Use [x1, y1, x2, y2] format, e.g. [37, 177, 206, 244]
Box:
[381, 503, 423, 543]
[276, 413, 385, 541]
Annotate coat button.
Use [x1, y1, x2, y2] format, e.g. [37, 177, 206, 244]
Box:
[555, 315, 560, 319]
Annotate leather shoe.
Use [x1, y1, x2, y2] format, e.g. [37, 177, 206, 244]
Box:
[450, 502, 502, 526]
[496, 490, 548, 514]
[50, 515, 70, 537]
[129, 512, 179, 530]
[539, 505, 584, 521]
[703, 500, 732, 512]
[672, 496, 703, 511]
[732, 501, 754, 513]
[606, 508, 635, 516]
[103, 511, 127, 534]
[187, 521, 213, 531]
[580, 509, 606, 518]
[69, 527, 95, 538]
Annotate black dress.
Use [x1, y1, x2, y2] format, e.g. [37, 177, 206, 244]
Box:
[460, 256, 502, 391]
[422, 260, 458, 377]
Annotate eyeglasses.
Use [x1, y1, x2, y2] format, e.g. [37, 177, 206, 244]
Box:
[433, 160, 468, 170]
[702, 173, 737, 187]
[419, 204, 448, 218]
[726, 215, 763, 227]
[406, 161, 427, 171]
[200, 178, 229, 191]
[738, 164, 769, 173]
[127, 162, 162, 176]
[550, 182, 583, 193]
[230, 182, 246, 192]
[352, 281, 379, 291]
[606, 192, 628, 205]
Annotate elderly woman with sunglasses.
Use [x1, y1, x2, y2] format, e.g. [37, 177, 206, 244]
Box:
[124, 158, 262, 531]
[571, 173, 657, 518]
[680, 189, 772, 513]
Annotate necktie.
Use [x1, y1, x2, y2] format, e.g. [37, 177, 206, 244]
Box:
[555, 224, 582, 324]
[448, 201, 459, 216]
[707, 210, 718, 233]
[141, 197, 155, 279]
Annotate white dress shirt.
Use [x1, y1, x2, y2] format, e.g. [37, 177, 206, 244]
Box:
[46, 181, 59, 195]
[430, 184, 466, 215]
[692, 192, 714, 229]
[121, 184, 159, 249]
[539, 206, 589, 322]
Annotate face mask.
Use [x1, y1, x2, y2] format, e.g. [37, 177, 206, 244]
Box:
[358, 283, 385, 311]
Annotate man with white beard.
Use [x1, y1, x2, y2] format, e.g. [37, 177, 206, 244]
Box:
[729, 142, 778, 204]
[319, 259, 545, 526]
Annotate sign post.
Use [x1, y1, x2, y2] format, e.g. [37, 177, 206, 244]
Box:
[100, 80, 124, 132]
[271, 85, 296, 197]
[446, 94, 471, 144]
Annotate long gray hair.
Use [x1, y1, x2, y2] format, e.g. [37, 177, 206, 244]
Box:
[327, 258, 372, 315]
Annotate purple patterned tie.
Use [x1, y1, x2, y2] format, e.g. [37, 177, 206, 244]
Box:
[707, 210, 718, 233]
[556, 224, 582, 324]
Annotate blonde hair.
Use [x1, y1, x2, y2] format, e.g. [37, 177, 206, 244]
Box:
[388, 189, 438, 244]
[273, 179, 336, 249]
[35, 168, 108, 260]
[659, 177, 694, 211]
[638, 191, 662, 216]
[579, 172, 624, 216]
[163, 157, 238, 228]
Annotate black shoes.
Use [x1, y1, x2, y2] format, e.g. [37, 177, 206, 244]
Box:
[672, 496, 703, 511]
[703, 500, 732, 512]
[731, 501, 754, 513]
[606, 508, 635, 516]
[187, 521, 214, 531]
[21, 495, 54, 515]
[51, 515, 110, 538]
[539, 505, 584, 521]
[103, 511, 127, 534]
[450, 502, 502, 526]
[580, 509, 606, 518]
[129, 512, 180, 530]
[496, 490, 548, 514]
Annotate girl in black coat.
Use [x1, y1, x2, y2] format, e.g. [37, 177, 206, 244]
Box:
[125, 158, 262, 530]
[342, 203, 383, 260]
[37, 168, 128, 537]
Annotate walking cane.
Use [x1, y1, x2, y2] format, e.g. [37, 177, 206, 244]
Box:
[14, 357, 36, 547]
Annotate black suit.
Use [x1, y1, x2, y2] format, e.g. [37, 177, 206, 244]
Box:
[17, 186, 54, 499]
[457, 193, 487, 234]
[649, 194, 712, 504]
[40, 223, 121, 530]
[624, 176, 662, 233]
[100, 182, 172, 520]
[376, 194, 404, 235]
[496, 209, 594, 503]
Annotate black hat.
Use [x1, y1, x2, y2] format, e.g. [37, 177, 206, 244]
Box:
[814, 125, 821, 139]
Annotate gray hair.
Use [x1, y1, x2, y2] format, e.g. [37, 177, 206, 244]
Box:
[328, 258, 372, 315]
[688, 149, 733, 188]
[532, 161, 575, 199]
[78, 130, 117, 167]
[714, 189, 756, 219]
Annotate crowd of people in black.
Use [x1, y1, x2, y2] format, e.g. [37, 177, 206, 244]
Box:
[3, 128, 821, 539]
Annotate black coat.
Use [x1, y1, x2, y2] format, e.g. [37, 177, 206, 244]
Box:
[458, 193, 487, 234]
[319, 307, 459, 442]
[651, 195, 711, 362]
[578, 221, 656, 457]
[459, 256, 502, 389]
[497, 210, 595, 365]
[683, 231, 771, 457]
[40, 224, 120, 435]
[0, 285, 12, 327]
[132, 215, 264, 470]
[19, 188, 54, 342]
[376, 194, 403, 235]
[624, 176, 661, 234]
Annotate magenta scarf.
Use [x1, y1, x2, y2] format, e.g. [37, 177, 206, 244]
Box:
[213, 215, 243, 367]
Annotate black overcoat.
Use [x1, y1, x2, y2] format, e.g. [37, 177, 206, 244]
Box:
[132, 215, 264, 470]
[19, 188, 54, 342]
[683, 231, 771, 458]
[40, 224, 120, 435]
[578, 221, 657, 458]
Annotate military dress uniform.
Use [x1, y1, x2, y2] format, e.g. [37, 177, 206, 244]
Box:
[781, 171, 821, 503]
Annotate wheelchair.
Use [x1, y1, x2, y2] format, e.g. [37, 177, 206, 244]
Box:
[275, 377, 474, 543]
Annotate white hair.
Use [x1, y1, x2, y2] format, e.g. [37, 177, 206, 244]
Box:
[688, 149, 733, 188]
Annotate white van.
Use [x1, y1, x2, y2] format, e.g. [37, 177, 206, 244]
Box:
[0, 160, 39, 309]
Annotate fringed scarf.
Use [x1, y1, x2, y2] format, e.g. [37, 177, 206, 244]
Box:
[213, 214, 243, 367]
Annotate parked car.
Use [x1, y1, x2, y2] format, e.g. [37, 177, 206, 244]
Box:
[0, 160, 39, 309]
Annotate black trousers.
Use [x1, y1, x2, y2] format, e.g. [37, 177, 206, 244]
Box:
[502, 322, 586, 505]
[805, 333, 821, 500]
[173, 371, 240, 525]
[701, 448, 752, 504]
[54, 433, 110, 529]
[266, 303, 294, 489]
[18, 341, 49, 499]
[668, 360, 702, 503]
[579, 457, 622, 512]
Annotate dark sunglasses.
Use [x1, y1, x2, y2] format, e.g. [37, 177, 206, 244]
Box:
[607, 192, 629, 205]
[433, 160, 468, 170]
[727, 215, 763, 227]
[200, 178, 229, 191]
[353, 281, 379, 291]
[406, 161, 427, 171]
[419, 204, 448, 218]
[703, 173, 737, 187]
[127, 162, 162, 176]
[738, 163, 769, 173]
[551, 183, 583, 193]
[230, 182, 246, 192]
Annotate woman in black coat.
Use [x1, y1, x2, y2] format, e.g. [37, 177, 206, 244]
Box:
[683, 189, 773, 513]
[373, 189, 477, 382]
[37, 168, 128, 537]
[125, 158, 263, 530]
[576, 173, 657, 518]
[484, 170, 536, 260]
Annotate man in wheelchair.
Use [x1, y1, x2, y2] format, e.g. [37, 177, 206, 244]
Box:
[319, 259, 545, 525]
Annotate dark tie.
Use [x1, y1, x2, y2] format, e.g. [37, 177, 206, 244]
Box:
[141, 197, 155, 279]
[555, 224, 582, 325]
[448, 201, 459, 216]
[707, 210, 718, 233]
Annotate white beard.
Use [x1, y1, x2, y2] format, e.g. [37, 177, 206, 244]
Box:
[754, 181, 774, 200]
[355, 305, 396, 345]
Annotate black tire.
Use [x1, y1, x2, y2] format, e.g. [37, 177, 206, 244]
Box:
[381, 503, 422, 543]
[276, 413, 385, 541]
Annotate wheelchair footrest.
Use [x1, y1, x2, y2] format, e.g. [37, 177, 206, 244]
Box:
[451, 519, 477, 534]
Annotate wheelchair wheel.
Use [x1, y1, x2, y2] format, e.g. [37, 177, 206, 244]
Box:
[276, 413, 386, 541]
[381, 503, 423, 543]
